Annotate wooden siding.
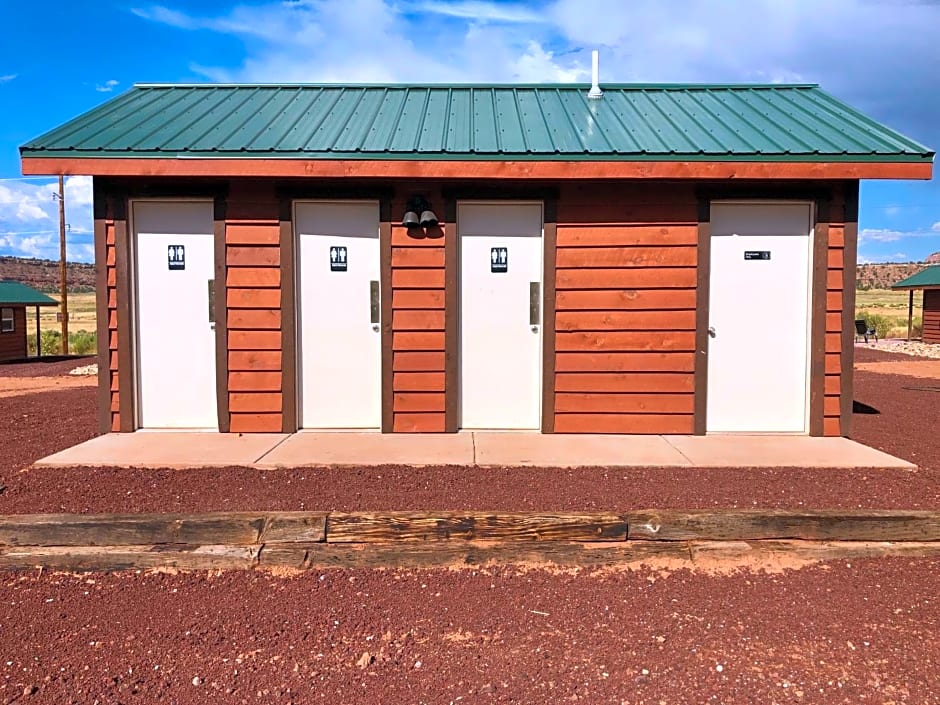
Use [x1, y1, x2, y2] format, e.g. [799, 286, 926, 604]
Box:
[390, 189, 447, 432]
[924, 290, 940, 344]
[105, 201, 120, 432]
[824, 184, 848, 436]
[0, 307, 27, 362]
[225, 183, 283, 433]
[553, 183, 698, 434]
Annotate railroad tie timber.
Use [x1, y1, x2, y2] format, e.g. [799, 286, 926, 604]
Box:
[0, 510, 939, 572]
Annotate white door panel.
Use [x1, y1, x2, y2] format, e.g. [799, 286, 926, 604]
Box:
[134, 201, 217, 429]
[459, 203, 542, 430]
[707, 202, 813, 433]
[296, 201, 381, 429]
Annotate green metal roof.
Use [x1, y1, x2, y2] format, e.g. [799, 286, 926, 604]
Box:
[20, 83, 933, 162]
[0, 281, 58, 306]
[891, 265, 940, 290]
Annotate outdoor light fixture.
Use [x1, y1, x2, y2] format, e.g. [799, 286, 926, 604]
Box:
[403, 196, 438, 232]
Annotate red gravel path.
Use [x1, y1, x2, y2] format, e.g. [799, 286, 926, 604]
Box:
[2, 346, 939, 513]
[1, 559, 937, 703]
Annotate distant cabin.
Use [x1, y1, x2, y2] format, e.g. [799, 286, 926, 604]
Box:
[0, 281, 57, 362]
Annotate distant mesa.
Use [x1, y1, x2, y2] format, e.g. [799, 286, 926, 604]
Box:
[926, 251, 940, 264]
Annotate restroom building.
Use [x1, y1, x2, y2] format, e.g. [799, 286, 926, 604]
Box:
[20, 84, 933, 436]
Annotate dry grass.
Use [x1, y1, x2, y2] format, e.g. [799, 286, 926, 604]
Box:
[855, 288, 923, 338]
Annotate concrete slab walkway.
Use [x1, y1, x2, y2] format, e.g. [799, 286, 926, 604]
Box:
[34, 431, 916, 470]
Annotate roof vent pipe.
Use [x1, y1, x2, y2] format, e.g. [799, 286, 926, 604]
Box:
[588, 50, 603, 99]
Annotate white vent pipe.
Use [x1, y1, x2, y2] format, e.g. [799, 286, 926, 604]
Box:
[588, 50, 603, 99]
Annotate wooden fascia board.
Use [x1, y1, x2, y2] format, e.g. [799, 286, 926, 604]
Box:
[21, 157, 934, 181]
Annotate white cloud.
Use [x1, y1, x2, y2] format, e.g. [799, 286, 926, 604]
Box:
[0, 74, 15, 83]
[96, 79, 119, 93]
[859, 227, 940, 244]
[932, 222, 940, 232]
[417, 1, 545, 23]
[0, 177, 94, 262]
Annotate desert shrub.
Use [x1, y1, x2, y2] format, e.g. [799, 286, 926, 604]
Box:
[26, 329, 96, 356]
[856, 311, 893, 339]
[70, 330, 97, 355]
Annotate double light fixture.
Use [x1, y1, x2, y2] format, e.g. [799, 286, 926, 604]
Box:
[402, 196, 438, 231]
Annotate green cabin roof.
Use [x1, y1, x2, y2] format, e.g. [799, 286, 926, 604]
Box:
[19, 83, 934, 162]
[891, 265, 940, 290]
[0, 281, 57, 306]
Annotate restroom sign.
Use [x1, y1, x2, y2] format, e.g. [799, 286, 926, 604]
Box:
[330, 246, 348, 272]
[491, 247, 508, 273]
[168, 245, 185, 270]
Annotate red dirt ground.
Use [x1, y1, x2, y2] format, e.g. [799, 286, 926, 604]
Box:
[0, 350, 938, 703]
[1, 346, 939, 513]
[1, 559, 937, 703]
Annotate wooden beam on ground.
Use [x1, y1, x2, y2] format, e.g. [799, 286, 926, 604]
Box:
[0, 512, 326, 547]
[624, 509, 940, 542]
[326, 512, 630, 543]
[0, 545, 260, 572]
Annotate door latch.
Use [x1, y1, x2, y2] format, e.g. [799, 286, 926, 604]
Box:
[529, 282, 540, 326]
[207, 279, 215, 324]
[370, 280, 380, 324]
[708, 326, 716, 338]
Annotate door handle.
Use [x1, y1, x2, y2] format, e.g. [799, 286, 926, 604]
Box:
[708, 326, 716, 338]
[529, 282, 540, 326]
[370, 280, 380, 324]
[207, 279, 215, 323]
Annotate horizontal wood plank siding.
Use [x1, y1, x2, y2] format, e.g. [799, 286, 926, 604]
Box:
[225, 183, 283, 432]
[390, 189, 447, 432]
[553, 184, 697, 433]
[825, 187, 846, 435]
[924, 290, 940, 344]
[0, 308, 27, 362]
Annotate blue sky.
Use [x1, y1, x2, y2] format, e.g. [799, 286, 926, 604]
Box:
[1, 0, 938, 264]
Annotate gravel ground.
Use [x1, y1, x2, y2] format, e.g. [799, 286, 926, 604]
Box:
[0, 356, 95, 379]
[1, 559, 937, 704]
[2, 346, 939, 513]
[1, 350, 938, 703]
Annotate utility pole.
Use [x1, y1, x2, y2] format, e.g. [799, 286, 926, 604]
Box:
[57, 175, 68, 354]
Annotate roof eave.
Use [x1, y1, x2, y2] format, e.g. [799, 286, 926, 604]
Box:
[20, 155, 934, 181]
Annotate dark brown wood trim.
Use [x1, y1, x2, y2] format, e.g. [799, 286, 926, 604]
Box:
[696, 185, 834, 202]
[379, 202, 394, 434]
[443, 196, 460, 433]
[92, 179, 111, 434]
[113, 194, 134, 432]
[841, 181, 860, 437]
[213, 196, 230, 433]
[693, 200, 711, 435]
[275, 183, 394, 201]
[110, 180, 229, 199]
[278, 198, 298, 433]
[809, 197, 831, 436]
[441, 186, 561, 203]
[541, 214, 557, 434]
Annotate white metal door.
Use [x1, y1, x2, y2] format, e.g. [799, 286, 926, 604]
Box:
[707, 202, 813, 433]
[459, 203, 543, 430]
[296, 201, 381, 429]
[134, 201, 217, 429]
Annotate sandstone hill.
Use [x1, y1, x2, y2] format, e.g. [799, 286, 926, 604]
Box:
[0, 256, 95, 292]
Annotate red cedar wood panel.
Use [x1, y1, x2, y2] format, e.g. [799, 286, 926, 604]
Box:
[552, 188, 697, 433]
[105, 215, 119, 432]
[924, 290, 940, 344]
[24, 157, 932, 180]
[0, 308, 27, 361]
[390, 192, 446, 430]
[824, 190, 846, 435]
[225, 184, 283, 432]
